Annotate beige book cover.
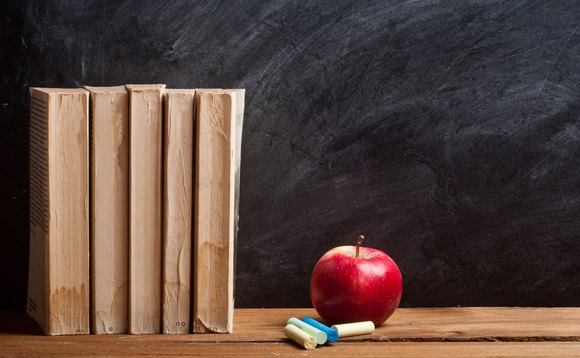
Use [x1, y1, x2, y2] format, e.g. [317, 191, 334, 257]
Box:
[126, 84, 165, 334]
[86, 85, 129, 334]
[193, 89, 244, 333]
[27, 87, 90, 335]
[162, 89, 195, 333]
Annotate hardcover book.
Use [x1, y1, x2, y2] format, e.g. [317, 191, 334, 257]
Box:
[27, 88, 90, 335]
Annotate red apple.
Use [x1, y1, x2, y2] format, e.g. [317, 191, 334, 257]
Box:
[310, 235, 402, 326]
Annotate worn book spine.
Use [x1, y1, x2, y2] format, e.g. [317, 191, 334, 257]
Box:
[86, 86, 129, 334]
[193, 89, 244, 333]
[27, 87, 90, 335]
[126, 84, 166, 334]
[162, 89, 195, 333]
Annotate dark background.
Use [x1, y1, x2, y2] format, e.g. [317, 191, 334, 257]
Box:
[1, 0, 579, 310]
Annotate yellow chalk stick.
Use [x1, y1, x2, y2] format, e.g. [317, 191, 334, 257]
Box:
[284, 324, 317, 350]
[331, 321, 375, 337]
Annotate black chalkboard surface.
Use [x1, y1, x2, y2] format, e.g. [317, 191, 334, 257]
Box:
[1, 0, 579, 310]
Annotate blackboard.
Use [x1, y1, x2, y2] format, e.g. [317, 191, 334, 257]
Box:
[1, 0, 579, 310]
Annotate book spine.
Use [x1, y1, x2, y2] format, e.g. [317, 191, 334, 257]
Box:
[162, 91, 195, 333]
[28, 88, 90, 335]
[49, 90, 90, 335]
[193, 91, 237, 333]
[89, 88, 129, 334]
[128, 86, 164, 334]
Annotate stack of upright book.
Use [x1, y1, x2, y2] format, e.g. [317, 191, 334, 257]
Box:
[27, 85, 245, 335]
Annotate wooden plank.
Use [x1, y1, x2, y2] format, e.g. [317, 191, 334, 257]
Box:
[231, 307, 580, 342]
[4, 308, 580, 342]
[2, 308, 580, 357]
[1, 340, 580, 357]
[374, 307, 580, 341]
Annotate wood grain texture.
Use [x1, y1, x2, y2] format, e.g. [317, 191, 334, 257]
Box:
[193, 91, 237, 333]
[2, 341, 580, 357]
[162, 89, 195, 334]
[127, 84, 165, 334]
[222, 307, 580, 342]
[86, 86, 129, 335]
[3, 308, 580, 357]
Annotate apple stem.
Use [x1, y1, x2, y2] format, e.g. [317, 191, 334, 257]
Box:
[356, 235, 365, 258]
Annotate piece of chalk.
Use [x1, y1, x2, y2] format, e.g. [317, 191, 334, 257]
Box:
[284, 324, 317, 350]
[287, 317, 327, 344]
[301, 317, 339, 342]
[331, 321, 375, 337]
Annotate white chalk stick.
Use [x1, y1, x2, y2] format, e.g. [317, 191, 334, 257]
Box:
[284, 324, 317, 350]
[331, 321, 375, 337]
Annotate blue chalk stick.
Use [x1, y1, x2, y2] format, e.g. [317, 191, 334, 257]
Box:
[302, 317, 339, 342]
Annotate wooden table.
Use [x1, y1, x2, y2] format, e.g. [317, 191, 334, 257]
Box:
[2, 308, 580, 357]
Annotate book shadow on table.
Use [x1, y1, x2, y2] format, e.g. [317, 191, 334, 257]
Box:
[1, 311, 45, 335]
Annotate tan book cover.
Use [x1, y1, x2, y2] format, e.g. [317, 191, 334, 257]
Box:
[126, 84, 165, 334]
[162, 89, 195, 333]
[27, 87, 90, 335]
[193, 89, 244, 333]
[85, 85, 129, 334]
